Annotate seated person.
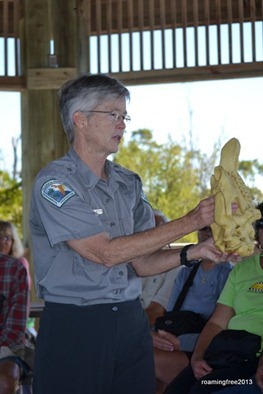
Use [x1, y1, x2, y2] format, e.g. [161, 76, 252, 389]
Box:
[0, 250, 29, 393]
[0, 220, 32, 292]
[140, 209, 181, 318]
[0, 220, 36, 337]
[153, 226, 233, 393]
[164, 204, 263, 394]
[210, 366, 263, 394]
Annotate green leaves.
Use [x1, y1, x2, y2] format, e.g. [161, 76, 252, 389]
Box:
[114, 129, 263, 243]
[0, 170, 23, 236]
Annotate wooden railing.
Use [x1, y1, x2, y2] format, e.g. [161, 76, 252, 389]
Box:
[0, 0, 263, 90]
[78, 0, 263, 83]
[0, 0, 23, 88]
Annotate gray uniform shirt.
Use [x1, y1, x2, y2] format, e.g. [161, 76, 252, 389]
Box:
[29, 148, 155, 306]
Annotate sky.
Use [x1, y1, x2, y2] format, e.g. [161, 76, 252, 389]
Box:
[0, 91, 21, 174]
[126, 78, 263, 160]
[126, 77, 263, 190]
[0, 76, 263, 188]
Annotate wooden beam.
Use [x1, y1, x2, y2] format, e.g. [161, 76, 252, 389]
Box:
[27, 68, 77, 90]
[110, 61, 263, 85]
[0, 75, 25, 90]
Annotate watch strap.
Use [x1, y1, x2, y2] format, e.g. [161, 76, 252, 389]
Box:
[180, 244, 195, 267]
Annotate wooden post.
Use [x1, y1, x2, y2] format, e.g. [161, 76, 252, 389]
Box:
[20, 0, 77, 301]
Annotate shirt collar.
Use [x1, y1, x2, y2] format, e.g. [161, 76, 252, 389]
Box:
[67, 148, 128, 190]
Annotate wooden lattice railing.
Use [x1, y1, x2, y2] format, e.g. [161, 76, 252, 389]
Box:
[78, 0, 263, 82]
[0, 0, 263, 89]
[0, 0, 21, 78]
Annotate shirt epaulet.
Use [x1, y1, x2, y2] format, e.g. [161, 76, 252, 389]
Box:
[111, 162, 141, 180]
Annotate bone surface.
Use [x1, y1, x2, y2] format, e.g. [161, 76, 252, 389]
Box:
[210, 137, 261, 256]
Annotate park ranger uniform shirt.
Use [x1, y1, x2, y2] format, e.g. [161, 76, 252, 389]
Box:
[29, 147, 154, 306]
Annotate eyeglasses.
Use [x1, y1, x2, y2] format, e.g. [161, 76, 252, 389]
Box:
[88, 110, 131, 123]
[0, 236, 13, 242]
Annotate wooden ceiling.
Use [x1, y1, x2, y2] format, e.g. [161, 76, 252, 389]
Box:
[1, 0, 263, 89]
[1, 0, 262, 38]
[86, 0, 263, 34]
[0, 0, 20, 38]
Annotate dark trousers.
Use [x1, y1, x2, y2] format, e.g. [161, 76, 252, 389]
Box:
[165, 359, 259, 394]
[33, 299, 155, 394]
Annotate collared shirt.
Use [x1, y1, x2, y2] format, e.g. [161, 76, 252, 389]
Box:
[29, 148, 155, 306]
[0, 253, 28, 352]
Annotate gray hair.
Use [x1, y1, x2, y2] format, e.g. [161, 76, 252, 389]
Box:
[0, 220, 24, 258]
[58, 74, 130, 145]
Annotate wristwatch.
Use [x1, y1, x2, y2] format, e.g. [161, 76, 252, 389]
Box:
[180, 244, 198, 267]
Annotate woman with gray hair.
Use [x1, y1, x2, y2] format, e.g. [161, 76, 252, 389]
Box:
[29, 74, 240, 394]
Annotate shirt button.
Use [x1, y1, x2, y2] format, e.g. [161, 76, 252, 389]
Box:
[112, 306, 118, 312]
[119, 271, 124, 276]
[110, 222, 115, 227]
[105, 198, 110, 203]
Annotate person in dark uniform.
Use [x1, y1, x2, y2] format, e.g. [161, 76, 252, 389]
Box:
[29, 74, 238, 394]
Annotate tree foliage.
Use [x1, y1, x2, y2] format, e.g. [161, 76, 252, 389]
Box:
[114, 130, 216, 242]
[239, 159, 263, 203]
[0, 170, 23, 236]
[114, 129, 263, 243]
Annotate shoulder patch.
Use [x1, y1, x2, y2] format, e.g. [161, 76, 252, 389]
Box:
[41, 179, 76, 207]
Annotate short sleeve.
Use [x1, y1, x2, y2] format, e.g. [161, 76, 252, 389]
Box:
[31, 176, 105, 246]
[133, 185, 155, 232]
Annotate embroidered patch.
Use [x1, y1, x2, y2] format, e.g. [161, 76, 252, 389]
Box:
[41, 179, 76, 207]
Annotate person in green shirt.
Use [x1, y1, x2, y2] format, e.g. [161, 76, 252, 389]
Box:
[165, 202, 263, 394]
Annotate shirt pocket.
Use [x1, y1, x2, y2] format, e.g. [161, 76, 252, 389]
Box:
[99, 215, 134, 238]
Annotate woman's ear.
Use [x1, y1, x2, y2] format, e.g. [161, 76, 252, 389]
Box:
[73, 111, 87, 130]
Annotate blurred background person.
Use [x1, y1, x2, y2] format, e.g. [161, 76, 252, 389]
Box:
[0, 220, 32, 292]
[0, 250, 29, 393]
[141, 209, 181, 315]
[0, 220, 36, 339]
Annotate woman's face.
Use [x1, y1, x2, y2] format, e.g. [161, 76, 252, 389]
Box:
[78, 98, 127, 157]
[0, 230, 13, 255]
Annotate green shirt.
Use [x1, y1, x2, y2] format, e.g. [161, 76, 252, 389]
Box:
[218, 255, 263, 352]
